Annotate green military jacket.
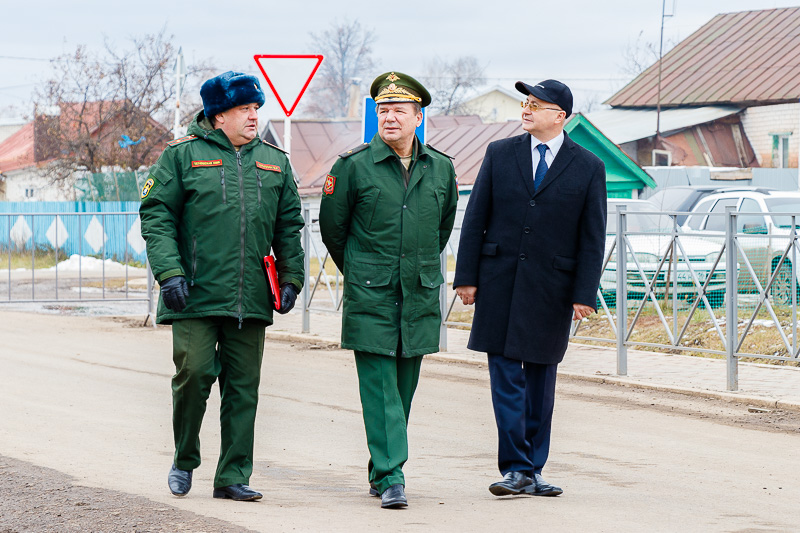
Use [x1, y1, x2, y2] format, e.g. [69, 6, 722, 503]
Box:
[139, 112, 304, 325]
[319, 134, 458, 357]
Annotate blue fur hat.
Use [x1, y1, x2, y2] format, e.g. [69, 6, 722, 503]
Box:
[200, 71, 265, 118]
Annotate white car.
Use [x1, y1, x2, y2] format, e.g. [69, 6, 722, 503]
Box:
[681, 190, 800, 304]
[601, 199, 728, 307]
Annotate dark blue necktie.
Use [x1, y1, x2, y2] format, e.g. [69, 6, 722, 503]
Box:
[534, 143, 548, 191]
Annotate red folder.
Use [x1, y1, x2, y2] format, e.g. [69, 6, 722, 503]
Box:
[263, 255, 281, 311]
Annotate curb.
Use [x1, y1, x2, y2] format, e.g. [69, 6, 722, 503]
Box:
[264, 330, 800, 413]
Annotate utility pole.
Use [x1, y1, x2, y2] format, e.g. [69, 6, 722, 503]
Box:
[655, 0, 675, 148]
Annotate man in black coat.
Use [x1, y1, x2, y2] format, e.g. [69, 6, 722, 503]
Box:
[454, 79, 606, 497]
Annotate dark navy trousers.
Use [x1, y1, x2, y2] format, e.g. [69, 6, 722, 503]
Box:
[488, 354, 557, 476]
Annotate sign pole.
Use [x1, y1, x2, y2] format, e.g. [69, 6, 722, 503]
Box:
[284, 116, 291, 156]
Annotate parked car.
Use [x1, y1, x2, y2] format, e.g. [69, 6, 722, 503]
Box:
[600, 199, 728, 307]
[647, 186, 775, 225]
[680, 190, 800, 305]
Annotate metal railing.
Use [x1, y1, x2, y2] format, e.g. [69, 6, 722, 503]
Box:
[300, 202, 800, 391]
[1, 211, 156, 325]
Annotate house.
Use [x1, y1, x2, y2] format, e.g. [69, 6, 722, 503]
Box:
[603, 7, 800, 170]
[461, 86, 523, 123]
[0, 101, 169, 201]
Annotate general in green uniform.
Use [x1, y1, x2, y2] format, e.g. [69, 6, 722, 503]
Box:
[140, 71, 304, 502]
[319, 71, 458, 509]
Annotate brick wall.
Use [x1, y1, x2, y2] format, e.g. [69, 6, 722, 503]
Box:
[741, 103, 800, 167]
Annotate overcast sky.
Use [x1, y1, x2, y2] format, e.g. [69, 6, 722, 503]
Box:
[1, 0, 797, 123]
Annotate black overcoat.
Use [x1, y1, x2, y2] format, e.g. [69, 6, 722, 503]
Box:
[453, 131, 607, 364]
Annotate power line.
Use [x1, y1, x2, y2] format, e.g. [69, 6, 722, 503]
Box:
[0, 56, 52, 62]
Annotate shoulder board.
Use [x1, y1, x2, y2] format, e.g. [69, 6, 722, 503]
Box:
[166, 135, 197, 147]
[425, 143, 454, 160]
[339, 143, 369, 158]
[261, 140, 288, 154]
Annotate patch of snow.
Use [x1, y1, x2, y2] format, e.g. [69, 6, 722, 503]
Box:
[45, 254, 132, 273]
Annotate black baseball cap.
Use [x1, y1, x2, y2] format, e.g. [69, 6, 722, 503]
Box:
[515, 79, 572, 118]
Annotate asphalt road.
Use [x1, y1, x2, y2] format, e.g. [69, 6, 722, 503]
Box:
[1, 310, 799, 532]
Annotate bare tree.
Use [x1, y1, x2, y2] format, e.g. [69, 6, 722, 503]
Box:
[620, 31, 676, 78]
[303, 19, 376, 118]
[32, 29, 212, 182]
[421, 56, 486, 116]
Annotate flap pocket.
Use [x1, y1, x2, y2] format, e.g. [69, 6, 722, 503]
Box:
[420, 269, 444, 289]
[481, 242, 498, 256]
[348, 267, 392, 287]
[553, 255, 577, 272]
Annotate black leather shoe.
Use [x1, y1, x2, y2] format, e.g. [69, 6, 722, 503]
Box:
[168, 464, 192, 497]
[524, 473, 563, 496]
[380, 484, 408, 509]
[369, 482, 380, 497]
[489, 471, 533, 496]
[212, 484, 263, 501]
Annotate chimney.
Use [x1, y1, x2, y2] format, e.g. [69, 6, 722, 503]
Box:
[347, 78, 361, 118]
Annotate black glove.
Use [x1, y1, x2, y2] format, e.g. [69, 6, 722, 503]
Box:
[276, 283, 298, 315]
[161, 276, 189, 312]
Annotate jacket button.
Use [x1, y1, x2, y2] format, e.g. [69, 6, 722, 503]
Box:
[524, 227, 531, 234]
[529, 200, 536, 206]
[402, 205, 407, 209]
[366, 280, 371, 285]
[520, 254, 527, 260]
[389, 351, 395, 356]
[401, 253, 406, 258]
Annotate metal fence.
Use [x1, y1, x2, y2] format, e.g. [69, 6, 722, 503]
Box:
[300, 202, 800, 391]
[0, 211, 156, 324]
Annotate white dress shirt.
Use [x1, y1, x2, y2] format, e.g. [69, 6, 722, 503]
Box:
[530, 131, 564, 178]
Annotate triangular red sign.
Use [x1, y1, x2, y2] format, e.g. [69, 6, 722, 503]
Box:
[254, 54, 324, 117]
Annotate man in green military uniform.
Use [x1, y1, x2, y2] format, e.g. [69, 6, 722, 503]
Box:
[140, 71, 304, 502]
[319, 71, 458, 509]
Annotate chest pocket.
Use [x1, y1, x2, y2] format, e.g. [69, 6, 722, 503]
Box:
[350, 183, 381, 231]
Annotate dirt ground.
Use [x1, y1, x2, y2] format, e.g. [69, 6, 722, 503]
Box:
[0, 455, 254, 533]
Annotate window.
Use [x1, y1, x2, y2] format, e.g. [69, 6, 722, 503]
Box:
[737, 198, 767, 234]
[704, 198, 740, 232]
[652, 149, 672, 166]
[771, 133, 791, 168]
[24, 188, 35, 199]
[685, 198, 715, 230]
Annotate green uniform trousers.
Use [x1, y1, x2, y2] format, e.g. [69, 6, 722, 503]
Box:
[354, 350, 423, 493]
[171, 317, 265, 488]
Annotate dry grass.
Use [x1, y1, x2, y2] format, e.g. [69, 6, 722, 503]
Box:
[1, 249, 59, 270]
[445, 298, 800, 366]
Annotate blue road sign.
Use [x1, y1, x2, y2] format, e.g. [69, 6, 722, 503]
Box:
[362, 97, 427, 144]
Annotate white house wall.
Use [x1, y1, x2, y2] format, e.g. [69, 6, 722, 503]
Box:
[3, 168, 75, 202]
[741, 103, 800, 168]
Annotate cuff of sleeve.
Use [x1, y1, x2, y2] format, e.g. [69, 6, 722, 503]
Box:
[158, 268, 184, 283]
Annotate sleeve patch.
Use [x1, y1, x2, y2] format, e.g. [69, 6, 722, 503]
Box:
[256, 161, 281, 172]
[323, 174, 336, 195]
[140, 178, 156, 199]
[191, 159, 222, 168]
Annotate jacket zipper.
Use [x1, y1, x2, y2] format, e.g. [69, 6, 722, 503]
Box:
[256, 168, 262, 206]
[236, 150, 246, 328]
[191, 235, 197, 286]
[220, 167, 227, 204]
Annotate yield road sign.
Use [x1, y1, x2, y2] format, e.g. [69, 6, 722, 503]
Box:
[253, 54, 323, 117]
